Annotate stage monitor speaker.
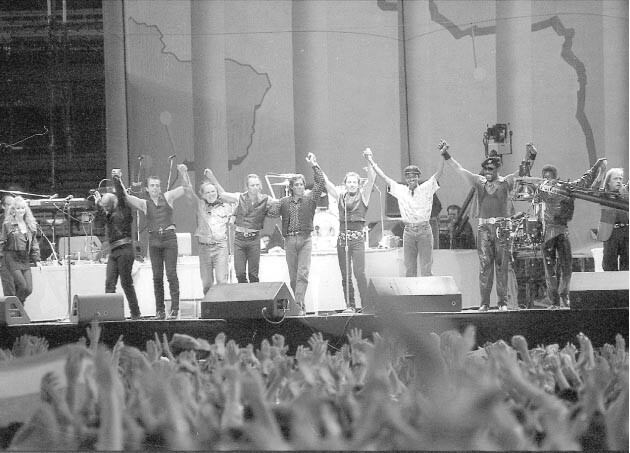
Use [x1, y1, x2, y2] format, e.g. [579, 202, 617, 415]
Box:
[569, 271, 629, 309]
[200, 282, 298, 319]
[0, 296, 31, 325]
[71, 294, 125, 323]
[365, 276, 462, 313]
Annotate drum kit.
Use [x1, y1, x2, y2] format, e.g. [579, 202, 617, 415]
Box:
[495, 213, 543, 250]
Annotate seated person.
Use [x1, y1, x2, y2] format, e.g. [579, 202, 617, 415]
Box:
[445, 204, 476, 249]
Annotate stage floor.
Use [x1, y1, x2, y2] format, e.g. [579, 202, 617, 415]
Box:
[2, 307, 627, 352]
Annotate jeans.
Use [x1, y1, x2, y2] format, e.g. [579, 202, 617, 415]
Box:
[12, 268, 32, 304]
[284, 234, 312, 310]
[199, 241, 229, 295]
[541, 232, 572, 305]
[403, 222, 433, 277]
[0, 257, 15, 297]
[105, 244, 140, 317]
[233, 233, 261, 283]
[148, 230, 179, 313]
[603, 226, 629, 271]
[478, 224, 509, 306]
[337, 237, 367, 309]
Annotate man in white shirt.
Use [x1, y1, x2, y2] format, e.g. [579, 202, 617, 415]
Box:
[364, 147, 445, 276]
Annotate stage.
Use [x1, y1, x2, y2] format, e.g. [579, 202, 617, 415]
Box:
[1, 248, 596, 321]
[1, 307, 627, 352]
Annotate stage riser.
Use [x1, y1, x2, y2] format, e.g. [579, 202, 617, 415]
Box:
[1, 309, 627, 353]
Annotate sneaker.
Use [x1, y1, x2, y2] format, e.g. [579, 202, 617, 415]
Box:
[498, 304, 508, 312]
[342, 307, 356, 314]
[166, 310, 179, 320]
[547, 304, 560, 310]
[560, 297, 570, 309]
[130, 313, 142, 320]
[297, 309, 306, 316]
[153, 311, 166, 320]
[478, 304, 489, 312]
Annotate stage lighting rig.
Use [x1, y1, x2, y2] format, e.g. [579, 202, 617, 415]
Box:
[483, 123, 512, 157]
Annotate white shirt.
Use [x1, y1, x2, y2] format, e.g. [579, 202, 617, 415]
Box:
[389, 175, 439, 224]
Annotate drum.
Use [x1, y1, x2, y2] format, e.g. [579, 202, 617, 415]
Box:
[524, 218, 543, 244]
[80, 211, 94, 223]
[495, 218, 513, 241]
[312, 208, 339, 250]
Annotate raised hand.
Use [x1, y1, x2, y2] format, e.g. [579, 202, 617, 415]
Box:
[306, 152, 318, 166]
[363, 147, 374, 162]
[438, 139, 449, 153]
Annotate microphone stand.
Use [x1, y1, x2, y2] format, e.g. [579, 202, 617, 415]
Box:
[342, 192, 350, 310]
[372, 183, 386, 247]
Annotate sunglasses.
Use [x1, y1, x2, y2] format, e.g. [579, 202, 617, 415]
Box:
[483, 166, 497, 171]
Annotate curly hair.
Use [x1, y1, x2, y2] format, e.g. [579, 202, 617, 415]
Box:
[6, 196, 38, 232]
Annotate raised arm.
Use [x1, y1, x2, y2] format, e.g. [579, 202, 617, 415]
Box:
[363, 148, 396, 187]
[164, 164, 190, 205]
[306, 153, 326, 201]
[120, 177, 147, 214]
[361, 164, 377, 206]
[320, 166, 339, 201]
[441, 143, 479, 187]
[571, 157, 607, 188]
[203, 168, 239, 203]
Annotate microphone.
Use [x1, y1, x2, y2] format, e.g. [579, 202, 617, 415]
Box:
[64, 194, 74, 202]
[49, 193, 59, 199]
[138, 155, 144, 161]
[168, 154, 176, 160]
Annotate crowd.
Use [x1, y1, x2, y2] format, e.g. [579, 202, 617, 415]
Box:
[0, 322, 627, 451]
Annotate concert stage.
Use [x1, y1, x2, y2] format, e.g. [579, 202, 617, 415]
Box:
[1, 307, 627, 352]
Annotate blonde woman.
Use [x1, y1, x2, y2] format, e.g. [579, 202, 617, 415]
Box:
[0, 196, 40, 304]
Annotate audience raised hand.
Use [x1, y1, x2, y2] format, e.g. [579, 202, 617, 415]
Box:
[2, 324, 627, 451]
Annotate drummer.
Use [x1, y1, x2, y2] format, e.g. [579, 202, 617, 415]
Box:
[534, 155, 607, 308]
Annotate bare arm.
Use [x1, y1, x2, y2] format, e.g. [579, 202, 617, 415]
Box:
[120, 178, 148, 214]
[204, 168, 239, 203]
[432, 157, 446, 184]
[361, 165, 377, 206]
[363, 148, 396, 187]
[164, 164, 190, 206]
[445, 156, 479, 187]
[320, 166, 339, 200]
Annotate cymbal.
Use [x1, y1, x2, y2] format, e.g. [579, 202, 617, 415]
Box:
[516, 176, 543, 183]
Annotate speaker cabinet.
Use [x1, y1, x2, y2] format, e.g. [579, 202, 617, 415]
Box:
[366, 276, 462, 313]
[570, 271, 629, 309]
[200, 282, 298, 319]
[71, 294, 125, 323]
[0, 296, 31, 325]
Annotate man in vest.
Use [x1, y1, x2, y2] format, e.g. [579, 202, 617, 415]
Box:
[125, 164, 190, 319]
[443, 142, 519, 311]
[277, 153, 325, 315]
[95, 170, 141, 319]
[204, 170, 279, 284]
[323, 159, 376, 313]
[364, 146, 445, 277]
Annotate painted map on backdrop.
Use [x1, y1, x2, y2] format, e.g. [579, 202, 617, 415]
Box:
[128, 17, 271, 170]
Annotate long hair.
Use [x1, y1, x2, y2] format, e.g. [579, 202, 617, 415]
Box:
[7, 196, 38, 232]
[601, 168, 624, 191]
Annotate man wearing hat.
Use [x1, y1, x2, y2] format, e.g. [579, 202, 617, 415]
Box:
[364, 147, 445, 277]
[441, 142, 518, 311]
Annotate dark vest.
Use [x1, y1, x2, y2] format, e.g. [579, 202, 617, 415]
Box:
[234, 193, 269, 231]
[477, 179, 511, 218]
[146, 194, 174, 232]
[338, 192, 367, 232]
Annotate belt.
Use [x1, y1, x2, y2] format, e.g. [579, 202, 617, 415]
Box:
[110, 238, 132, 250]
[338, 230, 364, 241]
[149, 226, 176, 234]
[235, 225, 259, 234]
[235, 231, 259, 239]
[199, 240, 222, 246]
[286, 231, 309, 237]
[613, 223, 629, 228]
[404, 221, 430, 227]
[479, 217, 506, 225]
